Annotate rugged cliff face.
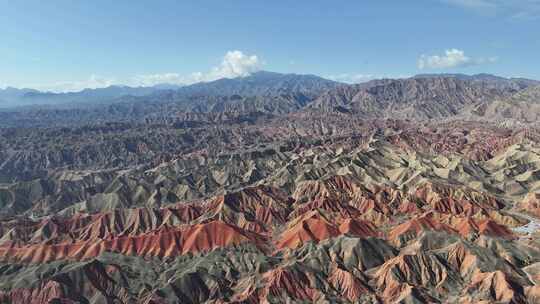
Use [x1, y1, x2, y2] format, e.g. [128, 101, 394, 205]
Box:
[1, 117, 540, 303]
[309, 77, 517, 118]
[1, 74, 540, 303]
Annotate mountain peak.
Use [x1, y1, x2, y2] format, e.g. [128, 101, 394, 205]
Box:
[169, 70, 341, 99]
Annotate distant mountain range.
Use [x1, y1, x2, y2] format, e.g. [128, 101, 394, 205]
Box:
[0, 71, 340, 109]
[308, 76, 536, 119]
[0, 84, 182, 108]
[1, 71, 539, 127]
[413, 73, 540, 90]
[171, 71, 341, 98]
[2, 71, 538, 110]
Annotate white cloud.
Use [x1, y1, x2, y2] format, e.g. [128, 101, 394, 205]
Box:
[445, 0, 497, 10]
[206, 50, 261, 80]
[326, 74, 412, 83]
[131, 50, 261, 87]
[129, 72, 203, 87]
[30, 50, 262, 92]
[326, 74, 376, 84]
[418, 49, 497, 69]
[418, 49, 471, 69]
[32, 75, 118, 92]
[444, 0, 540, 19]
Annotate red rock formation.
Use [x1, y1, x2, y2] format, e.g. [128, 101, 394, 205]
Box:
[275, 212, 341, 250]
[374, 252, 460, 303]
[206, 186, 291, 226]
[415, 183, 504, 216]
[350, 185, 400, 216]
[290, 197, 361, 219]
[328, 265, 369, 300]
[338, 218, 379, 238]
[275, 210, 379, 249]
[454, 217, 515, 239]
[0, 204, 202, 246]
[388, 213, 457, 246]
[259, 266, 318, 302]
[0, 220, 265, 263]
[467, 271, 528, 303]
[292, 175, 360, 202]
[0, 281, 65, 304]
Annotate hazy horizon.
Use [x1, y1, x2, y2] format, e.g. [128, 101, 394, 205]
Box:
[2, 1, 540, 92]
[2, 70, 539, 94]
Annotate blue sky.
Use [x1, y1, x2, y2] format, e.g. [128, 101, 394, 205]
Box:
[1, 0, 539, 91]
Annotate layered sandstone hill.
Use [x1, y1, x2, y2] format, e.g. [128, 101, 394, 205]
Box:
[1, 120, 540, 303]
[1, 74, 540, 303]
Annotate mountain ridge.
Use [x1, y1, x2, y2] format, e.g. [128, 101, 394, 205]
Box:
[4, 71, 538, 111]
[0, 71, 342, 109]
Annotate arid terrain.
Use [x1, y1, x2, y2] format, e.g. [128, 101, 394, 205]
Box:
[1, 72, 540, 303]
